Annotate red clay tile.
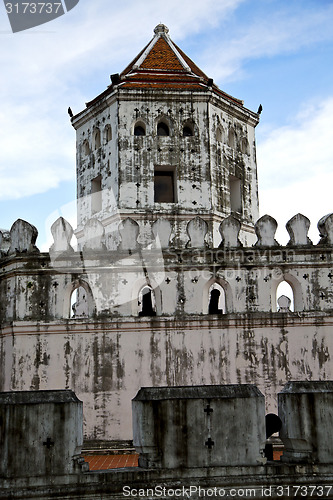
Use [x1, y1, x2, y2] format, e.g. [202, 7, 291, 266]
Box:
[273, 450, 283, 461]
[140, 38, 184, 71]
[84, 454, 139, 471]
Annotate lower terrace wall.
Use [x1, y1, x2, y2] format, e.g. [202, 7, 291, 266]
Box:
[1, 313, 332, 443]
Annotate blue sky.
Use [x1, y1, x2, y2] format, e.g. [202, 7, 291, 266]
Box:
[0, 0, 333, 249]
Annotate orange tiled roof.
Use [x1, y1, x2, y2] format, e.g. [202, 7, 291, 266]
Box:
[121, 71, 206, 91]
[140, 37, 185, 71]
[85, 25, 243, 108]
[122, 82, 205, 91]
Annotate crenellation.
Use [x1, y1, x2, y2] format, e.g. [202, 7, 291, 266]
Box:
[118, 217, 140, 251]
[219, 215, 242, 248]
[8, 219, 39, 256]
[0, 230, 10, 256]
[254, 215, 279, 247]
[82, 218, 107, 252]
[186, 216, 209, 248]
[152, 218, 172, 248]
[318, 213, 333, 245]
[1, 213, 333, 328]
[50, 217, 74, 255]
[286, 213, 312, 247]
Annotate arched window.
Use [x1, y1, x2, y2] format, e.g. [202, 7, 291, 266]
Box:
[208, 283, 226, 314]
[104, 125, 112, 143]
[157, 122, 169, 136]
[70, 286, 89, 318]
[228, 128, 236, 149]
[91, 175, 102, 214]
[83, 140, 90, 156]
[183, 125, 193, 137]
[94, 128, 101, 150]
[240, 137, 249, 155]
[230, 175, 242, 213]
[134, 124, 146, 136]
[216, 127, 223, 142]
[276, 281, 294, 312]
[138, 286, 156, 317]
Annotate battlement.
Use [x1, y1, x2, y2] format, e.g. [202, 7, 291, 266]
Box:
[1, 212, 333, 324]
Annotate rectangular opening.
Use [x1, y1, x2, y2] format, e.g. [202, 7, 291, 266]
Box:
[91, 175, 102, 214]
[230, 175, 242, 213]
[154, 168, 175, 203]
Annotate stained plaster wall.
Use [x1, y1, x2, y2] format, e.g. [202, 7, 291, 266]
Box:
[208, 97, 259, 247]
[1, 216, 333, 442]
[1, 315, 332, 442]
[75, 95, 119, 235]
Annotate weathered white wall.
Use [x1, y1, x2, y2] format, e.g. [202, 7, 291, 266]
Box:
[1, 314, 333, 442]
[1, 213, 333, 443]
[0, 390, 83, 478]
[75, 95, 119, 238]
[132, 385, 266, 468]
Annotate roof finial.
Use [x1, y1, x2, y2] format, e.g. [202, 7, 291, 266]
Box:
[154, 24, 169, 35]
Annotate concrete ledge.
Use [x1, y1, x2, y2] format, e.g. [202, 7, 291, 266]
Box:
[1, 464, 333, 499]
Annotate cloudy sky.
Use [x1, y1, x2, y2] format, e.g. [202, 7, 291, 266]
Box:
[1, 0, 333, 249]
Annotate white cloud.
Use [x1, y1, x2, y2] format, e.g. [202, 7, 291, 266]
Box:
[202, 2, 333, 82]
[258, 97, 333, 188]
[42, 199, 77, 252]
[0, 99, 75, 200]
[257, 97, 333, 244]
[0, 0, 246, 201]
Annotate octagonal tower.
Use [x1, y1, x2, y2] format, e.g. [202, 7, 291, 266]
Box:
[71, 24, 260, 248]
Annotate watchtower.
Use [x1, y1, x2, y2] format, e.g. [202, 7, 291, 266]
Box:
[71, 24, 260, 249]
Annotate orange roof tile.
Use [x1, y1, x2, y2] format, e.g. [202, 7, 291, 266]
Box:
[122, 82, 205, 91]
[140, 37, 185, 71]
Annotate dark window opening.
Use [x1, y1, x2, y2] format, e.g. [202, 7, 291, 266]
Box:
[208, 284, 225, 314]
[230, 176, 242, 213]
[208, 289, 223, 314]
[154, 170, 175, 203]
[228, 128, 236, 149]
[139, 287, 156, 317]
[83, 140, 90, 156]
[105, 125, 112, 143]
[134, 125, 145, 136]
[157, 122, 169, 136]
[264, 414, 282, 461]
[216, 127, 223, 142]
[91, 175, 102, 214]
[94, 129, 101, 150]
[240, 137, 249, 155]
[183, 126, 193, 137]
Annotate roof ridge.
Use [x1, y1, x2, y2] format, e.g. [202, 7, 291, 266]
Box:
[120, 40, 152, 78]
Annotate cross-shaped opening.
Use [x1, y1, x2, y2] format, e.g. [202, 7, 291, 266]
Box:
[204, 404, 213, 415]
[205, 437, 214, 450]
[43, 437, 54, 449]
